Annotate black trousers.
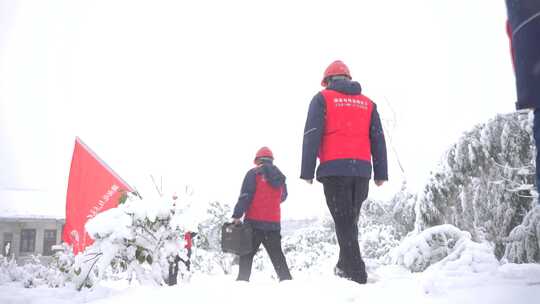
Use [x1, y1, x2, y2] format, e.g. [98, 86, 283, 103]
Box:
[534, 110, 540, 189]
[167, 248, 192, 286]
[321, 176, 369, 284]
[237, 228, 292, 282]
[168, 259, 179, 286]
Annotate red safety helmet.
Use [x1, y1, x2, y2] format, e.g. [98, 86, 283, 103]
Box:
[321, 60, 351, 87]
[254, 146, 274, 163]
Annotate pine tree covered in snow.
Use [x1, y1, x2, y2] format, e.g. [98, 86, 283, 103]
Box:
[414, 112, 536, 258]
[504, 206, 540, 263]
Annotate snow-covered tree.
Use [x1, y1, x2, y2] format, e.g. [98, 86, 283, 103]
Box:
[414, 112, 536, 258]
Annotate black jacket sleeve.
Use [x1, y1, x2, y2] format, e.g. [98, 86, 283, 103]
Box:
[232, 169, 257, 218]
[369, 104, 388, 181]
[300, 93, 325, 180]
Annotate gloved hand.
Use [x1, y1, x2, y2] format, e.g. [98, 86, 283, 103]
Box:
[232, 218, 242, 225]
[374, 180, 385, 186]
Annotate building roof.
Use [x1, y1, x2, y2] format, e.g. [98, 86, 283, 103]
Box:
[0, 188, 65, 220]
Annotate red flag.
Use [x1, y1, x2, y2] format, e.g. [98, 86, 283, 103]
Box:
[62, 137, 134, 254]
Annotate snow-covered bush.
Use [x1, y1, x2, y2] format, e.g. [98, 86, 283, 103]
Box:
[279, 212, 403, 274]
[73, 193, 199, 290]
[211, 217, 340, 278]
[503, 205, 540, 263]
[420, 232, 501, 295]
[51, 243, 75, 277]
[190, 200, 236, 275]
[196, 200, 232, 251]
[0, 255, 68, 288]
[20, 256, 66, 288]
[0, 255, 21, 284]
[282, 218, 337, 273]
[275, 198, 411, 273]
[359, 192, 415, 261]
[390, 224, 494, 272]
[424, 236, 499, 274]
[360, 224, 400, 261]
[190, 248, 236, 276]
[387, 182, 417, 237]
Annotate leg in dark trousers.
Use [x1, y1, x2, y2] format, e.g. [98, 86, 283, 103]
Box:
[321, 176, 369, 284]
[236, 230, 263, 282]
[261, 230, 292, 281]
[168, 256, 180, 286]
[237, 229, 292, 281]
[184, 248, 192, 272]
[534, 109, 540, 189]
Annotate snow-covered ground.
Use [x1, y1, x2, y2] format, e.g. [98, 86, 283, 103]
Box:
[2, 198, 539, 304]
[1, 263, 539, 304]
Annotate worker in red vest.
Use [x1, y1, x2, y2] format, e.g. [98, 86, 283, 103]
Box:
[168, 231, 197, 285]
[232, 147, 292, 282]
[182, 231, 196, 271]
[301, 60, 388, 284]
[168, 194, 198, 285]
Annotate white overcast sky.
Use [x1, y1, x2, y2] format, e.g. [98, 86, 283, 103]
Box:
[0, 0, 515, 219]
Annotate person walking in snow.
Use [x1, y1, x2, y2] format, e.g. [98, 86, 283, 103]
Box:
[168, 231, 197, 285]
[300, 60, 388, 284]
[505, 1, 540, 191]
[168, 194, 198, 285]
[183, 231, 196, 271]
[232, 147, 292, 282]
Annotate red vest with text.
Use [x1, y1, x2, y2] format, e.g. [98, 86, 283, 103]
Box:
[245, 173, 282, 223]
[319, 89, 374, 163]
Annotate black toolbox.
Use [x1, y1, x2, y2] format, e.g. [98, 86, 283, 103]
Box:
[221, 222, 253, 255]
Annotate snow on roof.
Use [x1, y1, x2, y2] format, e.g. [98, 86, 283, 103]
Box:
[0, 188, 64, 220]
